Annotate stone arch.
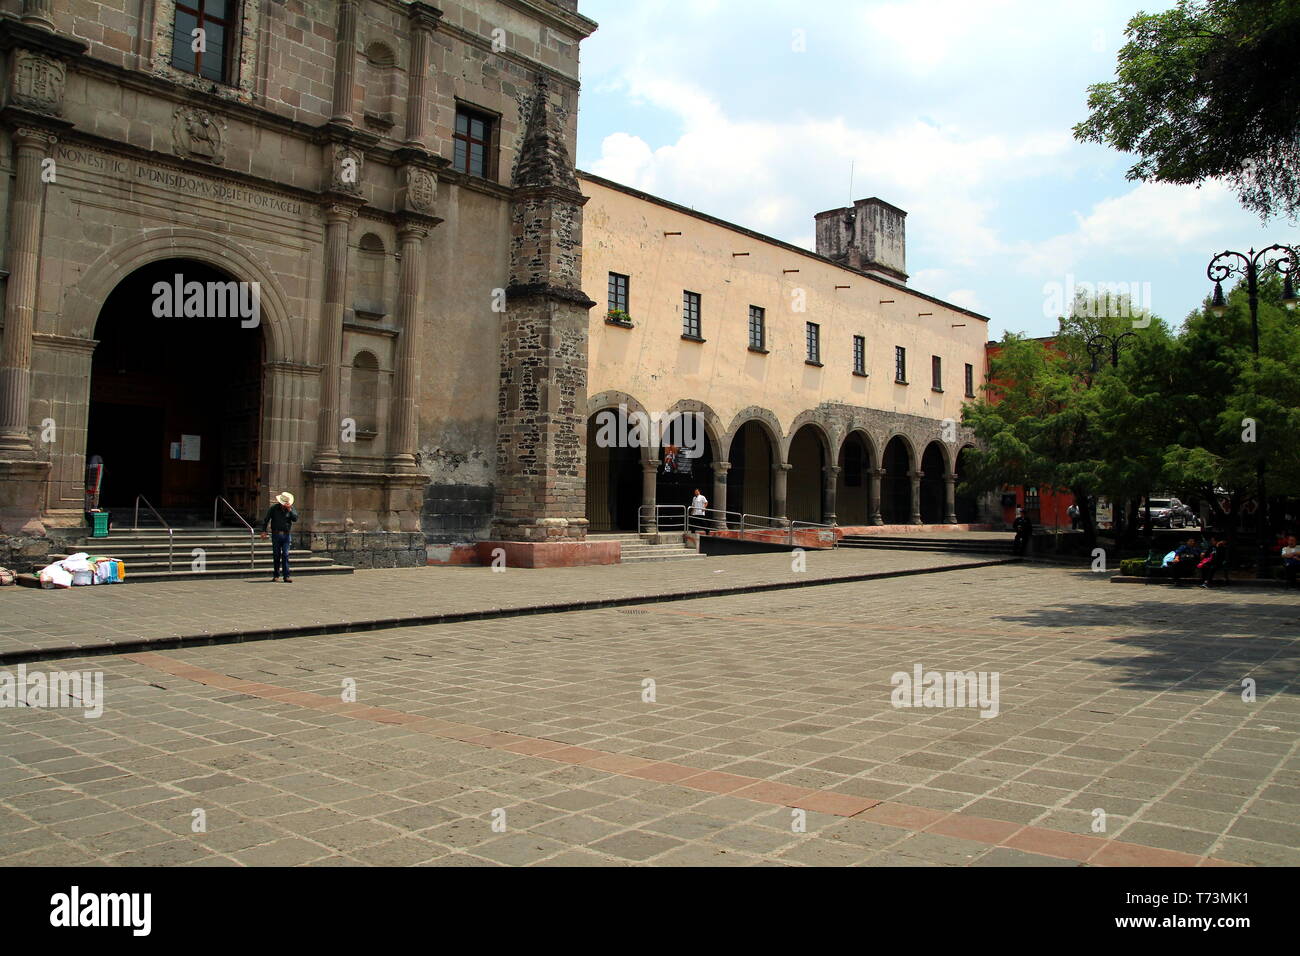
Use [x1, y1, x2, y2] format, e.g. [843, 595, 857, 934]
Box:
[880, 433, 917, 524]
[919, 440, 951, 523]
[661, 398, 725, 459]
[836, 428, 877, 526]
[62, 227, 297, 363]
[722, 406, 783, 460]
[880, 431, 919, 474]
[786, 419, 832, 524]
[781, 411, 834, 463]
[724, 410, 781, 519]
[586, 389, 655, 462]
[838, 427, 879, 470]
[585, 390, 656, 533]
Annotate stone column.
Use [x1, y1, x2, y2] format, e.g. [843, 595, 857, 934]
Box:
[330, 0, 359, 126]
[712, 460, 730, 528]
[823, 464, 840, 526]
[21, 0, 55, 29]
[773, 462, 791, 523]
[869, 468, 884, 525]
[388, 222, 428, 472]
[0, 128, 56, 454]
[313, 204, 356, 467]
[908, 470, 923, 525]
[640, 458, 659, 533]
[404, 4, 440, 149]
[944, 475, 958, 525]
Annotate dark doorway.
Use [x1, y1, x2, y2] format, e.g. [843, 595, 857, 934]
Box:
[88, 258, 264, 520]
[882, 436, 912, 524]
[585, 414, 642, 532]
[787, 426, 825, 523]
[920, 442, 948, 523]
[727, 421, 774, 519]
[836, 433, 872, 525]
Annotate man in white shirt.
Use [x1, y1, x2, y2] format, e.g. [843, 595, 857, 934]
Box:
[690, 488, 708, 529]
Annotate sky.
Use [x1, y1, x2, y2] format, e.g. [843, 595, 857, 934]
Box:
[573, 0, 1299, 340]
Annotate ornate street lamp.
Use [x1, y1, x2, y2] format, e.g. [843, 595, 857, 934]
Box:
[1206, 243, 1298, 577]
[1086, 330, 1137, 373]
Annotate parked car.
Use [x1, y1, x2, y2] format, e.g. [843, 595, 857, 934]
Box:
[1146, 498, 1195, 529]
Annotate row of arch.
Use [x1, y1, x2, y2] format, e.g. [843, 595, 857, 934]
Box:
[584, 392, 980, 532]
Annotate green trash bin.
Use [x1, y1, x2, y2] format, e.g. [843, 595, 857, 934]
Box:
[91, 511, 109, 538]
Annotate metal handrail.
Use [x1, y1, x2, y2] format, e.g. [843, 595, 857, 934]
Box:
[214, 496, 256, 570]
[638, 504, 686, 534]
[132, 494, 173, 572]
[686, 506, 742, 533]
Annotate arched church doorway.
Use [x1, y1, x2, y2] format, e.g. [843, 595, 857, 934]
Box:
[87, 258, 264, 522]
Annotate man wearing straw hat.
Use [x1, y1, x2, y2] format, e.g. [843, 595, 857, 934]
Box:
[260, 491, 299, 583]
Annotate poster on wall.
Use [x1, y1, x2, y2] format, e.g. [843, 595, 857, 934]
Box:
[180, 434, 201, 461]
[661, 445, 694, 476]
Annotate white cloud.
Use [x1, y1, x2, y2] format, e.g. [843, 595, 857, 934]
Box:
[588, 68, 1073, 270]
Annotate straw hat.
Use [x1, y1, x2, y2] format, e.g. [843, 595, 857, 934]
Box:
[276, 491, 295, 508]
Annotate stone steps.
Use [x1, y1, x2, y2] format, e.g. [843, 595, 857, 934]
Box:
[41, 526, 353, 583]
[839, 535, 1012, 555]
[588, 533, 701, 564]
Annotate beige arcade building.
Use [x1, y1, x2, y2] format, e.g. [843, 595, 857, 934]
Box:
[0, 0, 988, 573]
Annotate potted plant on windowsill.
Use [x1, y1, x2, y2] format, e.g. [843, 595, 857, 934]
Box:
[605, 309, 633, 326]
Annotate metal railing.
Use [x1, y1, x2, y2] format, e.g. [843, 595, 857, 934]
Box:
[132, 494, 174, 571]
[637, 504, 837, 547]
[214, 496, 257, 570]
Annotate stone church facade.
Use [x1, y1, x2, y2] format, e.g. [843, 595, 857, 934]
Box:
[0, 0, 604, 570]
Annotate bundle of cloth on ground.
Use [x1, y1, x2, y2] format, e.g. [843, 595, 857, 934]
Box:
[38, 553, 125, 588]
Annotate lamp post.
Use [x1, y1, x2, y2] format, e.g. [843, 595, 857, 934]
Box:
[1206, 244, 1299, 578]
[1086, 330, 1137, 373]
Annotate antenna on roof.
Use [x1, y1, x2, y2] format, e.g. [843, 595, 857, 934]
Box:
[848, 160, 855, 206]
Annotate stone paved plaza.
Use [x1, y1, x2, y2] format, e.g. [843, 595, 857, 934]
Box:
[1, 561, 1296, 867]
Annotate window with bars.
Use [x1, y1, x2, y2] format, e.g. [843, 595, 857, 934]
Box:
[748, 306, 765, 350]
[607, 273, 629, 321]
[965, 363, 975, 397]
[895, 346, 907, 383]
[171, 0, 236, 83]
[806, 323, 821, 363]
[932, 355, 943, 390]
[453, 107, 496, 178]
[682, 291, 701, 338]
[853, 336, 866, 375]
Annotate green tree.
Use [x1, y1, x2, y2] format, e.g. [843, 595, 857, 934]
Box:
[1074, 0, 1300, 220]
[960, 331, 1107, 549]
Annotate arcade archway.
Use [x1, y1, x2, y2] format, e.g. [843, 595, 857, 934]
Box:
[787, 424, 827, 524]
[881, 436, 913, 524]
[920, 442, 949, 524]
[836, 431, 873, 525]
[585, 410, 642, 532]
[727, 420, 774, 518]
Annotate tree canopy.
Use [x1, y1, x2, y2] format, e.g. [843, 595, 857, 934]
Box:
[960, 279, 1300, 547]
[1074, 0, 1300, 221]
